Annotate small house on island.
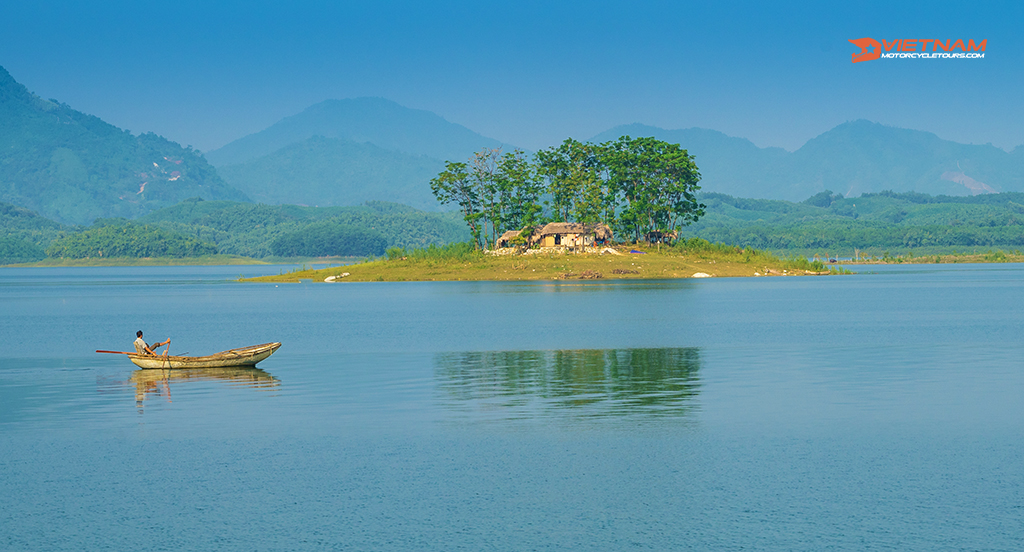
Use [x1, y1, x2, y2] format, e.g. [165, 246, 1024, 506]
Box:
[496, 223, 613, 248]
[497, 229, 526, 248]
[644, 230, 678, 244]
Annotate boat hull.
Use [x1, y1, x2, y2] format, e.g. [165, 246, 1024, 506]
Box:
[128, 342, 281, 369]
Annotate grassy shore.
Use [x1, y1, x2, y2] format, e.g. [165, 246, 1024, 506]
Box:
[841, 250, 1024, 265]
[245, 241, 842, 283]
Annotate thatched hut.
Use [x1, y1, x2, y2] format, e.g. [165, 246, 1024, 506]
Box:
[496, 230, 525, 248]
[531, 222, 613, 248]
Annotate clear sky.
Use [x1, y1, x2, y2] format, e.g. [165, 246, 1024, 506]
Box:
[1, 0, 1021, 153]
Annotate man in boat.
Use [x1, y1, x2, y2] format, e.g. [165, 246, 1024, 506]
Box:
[134, 330, 170, 356]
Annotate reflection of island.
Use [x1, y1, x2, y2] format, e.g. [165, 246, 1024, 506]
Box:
[130, 367, 280, 409]
[435, 348, 701, 420]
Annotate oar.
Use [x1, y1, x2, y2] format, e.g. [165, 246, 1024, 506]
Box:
[97, 349, 188, 355]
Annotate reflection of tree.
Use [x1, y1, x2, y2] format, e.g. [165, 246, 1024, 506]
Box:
[436, 348, 701, 419]
[130, 367, 279, 410]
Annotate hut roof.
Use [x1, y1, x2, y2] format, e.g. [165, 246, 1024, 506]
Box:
[537, 222, 612, 240]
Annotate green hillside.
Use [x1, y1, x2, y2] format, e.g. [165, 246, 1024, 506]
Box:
[0, 201, 74, 244]
[682, 190, 1024, 255]
[206, 97, 508, 166]
[138, 198, 471, 258]
[592, 120, 1024, 201]
[45, 220, 218, 259]
[9, 189, 1024, 264]
[0, 65, 248, 225]
[0, 202, 76, 264]
[216, 135, 444, 210]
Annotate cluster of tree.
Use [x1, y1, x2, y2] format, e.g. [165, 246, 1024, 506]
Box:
[270, 223, 387, 257]
[859, 190, 1024, 206]
[430, 136, 704, 248]
[0, 202, 76, 246]
[0, 235, 46, 264]
[44, 220, 217, 259]
[0, 197, 471, 263]
[690, 221, 1024, 250]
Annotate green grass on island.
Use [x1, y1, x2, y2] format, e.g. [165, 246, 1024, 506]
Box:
[245, 239, 846, 283]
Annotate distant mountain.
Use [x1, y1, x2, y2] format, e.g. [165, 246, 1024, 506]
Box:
[0, 66, 247, 225]
[216, 135, 445, 210]
[780, 121, 1024, 199]
[206, 97, 508, 166]
[592, 120, 1024, 201]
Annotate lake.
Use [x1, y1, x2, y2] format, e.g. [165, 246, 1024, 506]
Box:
[2, 264, 1023, 550]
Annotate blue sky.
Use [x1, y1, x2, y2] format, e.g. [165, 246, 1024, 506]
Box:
[1, 0, 1021, 153]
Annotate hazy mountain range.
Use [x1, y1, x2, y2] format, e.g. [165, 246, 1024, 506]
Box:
[215, 135, 445, 210]
[211, 100, 1024, 211]
[0, 66, 246, 225]
[205, 97, 507, 210]
[594, 122, 1024, 201]
[2, 63, 1022, 225]
[206, 97, 508, 166]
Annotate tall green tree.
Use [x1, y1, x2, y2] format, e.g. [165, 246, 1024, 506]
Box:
[430, 161, 485, 248]
[430, 137, 705, 246]
[601, 136, 704, 242]
[469, 148, 503, 247]
[433, 148, 544, 249]
[495, 149, 544, 233]
[535, 138, 611, 223]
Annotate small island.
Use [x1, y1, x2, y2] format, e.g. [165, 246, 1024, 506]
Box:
[245, 237, 837, 283]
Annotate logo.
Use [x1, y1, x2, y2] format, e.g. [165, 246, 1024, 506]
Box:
[849, 38, 986, 63]
[849, 38, 881, 63]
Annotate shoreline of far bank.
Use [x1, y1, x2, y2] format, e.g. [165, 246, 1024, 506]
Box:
[0, 255, 371, 268]
[836, 251, 1024, 266]
[1, 255, 267, 268]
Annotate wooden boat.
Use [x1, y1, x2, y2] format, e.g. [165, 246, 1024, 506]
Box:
[124, 342, 281, 369]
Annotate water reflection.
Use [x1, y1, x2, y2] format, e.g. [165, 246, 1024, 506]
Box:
[436, 348, 701, 420]
[129, 367, 280, 410]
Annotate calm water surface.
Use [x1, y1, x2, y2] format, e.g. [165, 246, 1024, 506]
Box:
[2, 263, 1023, 550]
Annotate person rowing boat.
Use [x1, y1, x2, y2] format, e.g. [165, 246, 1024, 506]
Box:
[97, 341, 280, 369]
[133, 330, 170, 356]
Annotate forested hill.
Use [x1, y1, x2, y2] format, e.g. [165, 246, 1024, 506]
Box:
[682, 190, 1024, 253]
[138, 198, 470, 258]
[2, 196, 471, 263]
[206, 97, 509, 167]
[0, 202, 76, 264]
[592, 121, 1024, 201]
[0, 66, 248, 225]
